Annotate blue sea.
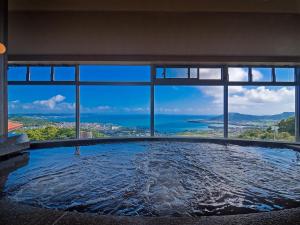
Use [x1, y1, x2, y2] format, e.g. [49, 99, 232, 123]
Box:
[33, 114, 222, 134]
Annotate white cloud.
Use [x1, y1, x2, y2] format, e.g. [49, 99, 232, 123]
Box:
[156, 107, 180, 113]
[9, 95, 75, 113]
[228, 86, 294, 114]
[195, 67, 294, 115]
[33, 95, 66, 109]
[80, 105, 149, 114]
[228, 67, 262, 81]
[199, 68, 221, 79]
[252, 69, 263, 81]
[96, 106, 111, 111]
[198, 85, 294, 115]
[198, 86, 223, 104]
[123, 107, 149, 113]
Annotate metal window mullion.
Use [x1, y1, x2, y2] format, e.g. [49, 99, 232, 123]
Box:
[26, 66, 30, 81]
[50, 66, 54, 82]
[150, 65, 155, 136]
[272, 67, 276, 83]
[163, 67, 166, 79]
[75, 65, 80, 139]
[295, 68, 300, 142]
[223, 66, 228, 138]
[248, 67, 252, 82]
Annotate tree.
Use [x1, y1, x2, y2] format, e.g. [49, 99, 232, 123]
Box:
[278, 117, 295, 135]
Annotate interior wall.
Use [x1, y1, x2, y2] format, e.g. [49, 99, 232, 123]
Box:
[8, 11, 300, 62]
[0, 0, 8, 137]
[8, 0, 300, 13]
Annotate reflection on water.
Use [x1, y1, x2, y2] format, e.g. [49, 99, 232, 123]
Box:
[74, 146, 80, 156]
[0, 152, 29, 192]
[3, 142, 300, 217]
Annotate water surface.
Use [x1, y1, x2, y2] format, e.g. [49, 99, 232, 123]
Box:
[4, 142, 300, 216]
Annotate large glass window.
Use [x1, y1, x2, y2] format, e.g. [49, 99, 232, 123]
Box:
[228, 86, 295, 141]
[80, 86, 150, 138]
[8, 86, 76, 141]
[7, 64, 298, 143]
[155, 86, 223, 137]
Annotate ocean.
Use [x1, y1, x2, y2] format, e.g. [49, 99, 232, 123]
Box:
[29, 114, 222, 134]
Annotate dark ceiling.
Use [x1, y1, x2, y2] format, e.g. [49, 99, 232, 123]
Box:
[8, 0, 300, 13]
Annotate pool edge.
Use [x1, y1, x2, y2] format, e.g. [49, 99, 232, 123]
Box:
[0, 198, 300, 225]
[29, 136, 300, 151]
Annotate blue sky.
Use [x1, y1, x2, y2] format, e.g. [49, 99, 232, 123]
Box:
[8, 66, 295, 115]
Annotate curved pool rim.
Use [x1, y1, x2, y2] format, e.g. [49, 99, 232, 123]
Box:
[29, 136, 300, 151]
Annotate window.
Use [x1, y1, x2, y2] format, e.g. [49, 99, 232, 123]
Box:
[30, 66, 51, 81]
[156, 67, 222, 80]
[275, 68, 295, 82]
[80, 65, 150, 81]
[252, 67, 272, 82]
[8, 85, 76, 141]
[228, 67, 249, 82]
[165, 68, 188, 78]
[199, 68, 221, 80]
[155, 86, 223, 137]
[156, 68, 165, 79]
[80, 86, 150, 138]
[7, 64, 298, 143]
[54, 66, 75, 81]
[190, 68, 198, 78]
[228, 86, 295, 141]
[8, 66, 27, 81]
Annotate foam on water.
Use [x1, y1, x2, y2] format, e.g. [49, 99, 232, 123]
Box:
[3, 142, 300, 216]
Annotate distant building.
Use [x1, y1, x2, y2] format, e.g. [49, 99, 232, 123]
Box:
[80, 131, 93, 139]
[8, 121, 23, 132]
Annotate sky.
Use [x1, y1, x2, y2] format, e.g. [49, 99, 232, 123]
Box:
[8, 66, 295, 115]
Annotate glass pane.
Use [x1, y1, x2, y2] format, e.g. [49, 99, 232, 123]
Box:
[54, 67, 75, 81]
[155, 86, 223, 137]
[228, 86, 295, 142]
[165, 68, 188, 78]
[80, 86, 150, 138]
[30, 66, 51, 81]
[190, 68, 198, 78]
[228, 67, 249, 82]
[8, 66, 27, 81]
[156, 68, 164, 79]
[275, 68, 295, 82]
[8, 85, 76, 141]
[252, 67, 272, 82]
[199, 68, 221, 80]
[80, 65, 150, 81]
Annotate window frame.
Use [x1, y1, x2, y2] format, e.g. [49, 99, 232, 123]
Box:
[7, 64, 300, 142]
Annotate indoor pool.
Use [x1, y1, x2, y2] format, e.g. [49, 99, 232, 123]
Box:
[3, 141, 300, 217]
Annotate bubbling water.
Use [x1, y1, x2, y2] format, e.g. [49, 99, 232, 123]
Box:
[3, 142, 300, 216]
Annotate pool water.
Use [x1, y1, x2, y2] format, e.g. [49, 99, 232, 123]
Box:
[3, 142, 300, 216]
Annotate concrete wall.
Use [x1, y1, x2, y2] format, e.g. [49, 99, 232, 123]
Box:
[8, 11, 300, 63]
